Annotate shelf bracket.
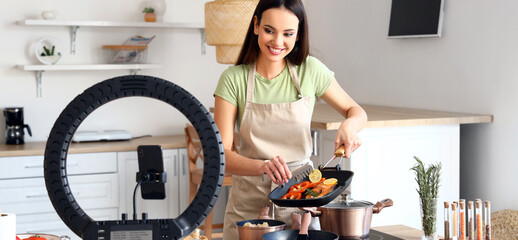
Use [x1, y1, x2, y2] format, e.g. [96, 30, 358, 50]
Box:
[70, 26, 80, 55]
[200, 28, 206, 55]
[36, 70, 44, 97]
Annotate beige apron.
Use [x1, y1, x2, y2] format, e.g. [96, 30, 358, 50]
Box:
[222, 61, 315, 239]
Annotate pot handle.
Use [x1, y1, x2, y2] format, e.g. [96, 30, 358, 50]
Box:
[372, 198, 393, 214]
[299, 207, 322, 217]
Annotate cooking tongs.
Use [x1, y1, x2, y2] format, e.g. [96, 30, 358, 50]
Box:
[319, 145, 346, 171]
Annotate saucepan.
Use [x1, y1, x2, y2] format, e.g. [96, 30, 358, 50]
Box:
[308, 194, 393, 239]
[236, 219, 286, 240]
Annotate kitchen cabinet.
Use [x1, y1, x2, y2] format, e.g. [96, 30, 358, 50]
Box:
[117, 148, 190, 219]
[0, 152, 119, 239]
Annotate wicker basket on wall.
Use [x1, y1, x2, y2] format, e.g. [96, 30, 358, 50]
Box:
[205, 0, 259, 64]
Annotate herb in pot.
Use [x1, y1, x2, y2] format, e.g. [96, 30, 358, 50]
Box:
[410, 156, 441, 239]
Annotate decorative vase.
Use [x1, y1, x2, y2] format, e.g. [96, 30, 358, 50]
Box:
[149, 0, 166, 22]
[420, 197, 438, 240]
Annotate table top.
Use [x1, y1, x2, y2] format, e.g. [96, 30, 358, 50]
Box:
[0, 135, 187, 157]
[312, 104, 493, 130]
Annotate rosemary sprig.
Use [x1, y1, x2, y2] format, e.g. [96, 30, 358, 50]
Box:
[410, 156, 442, 237]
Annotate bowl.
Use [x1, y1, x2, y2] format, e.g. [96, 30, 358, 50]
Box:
[41, 10, 59, 20]
[236, 219, 286, 240]
[17, 233, 70, 240]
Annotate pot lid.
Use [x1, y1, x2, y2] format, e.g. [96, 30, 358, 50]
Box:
[323, 199, 373, 209]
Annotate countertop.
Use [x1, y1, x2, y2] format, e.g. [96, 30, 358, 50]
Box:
[1, 104, 493, 157]
[371, 225, 426, 239]
[312, 104, 493, 130]
[0, 135, 187, 157]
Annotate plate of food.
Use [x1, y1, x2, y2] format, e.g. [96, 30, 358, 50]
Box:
[268, 169, 353, 207]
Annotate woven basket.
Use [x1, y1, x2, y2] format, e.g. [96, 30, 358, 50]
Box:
[492, 209, 518, 240]
[205, 0, 259, 64]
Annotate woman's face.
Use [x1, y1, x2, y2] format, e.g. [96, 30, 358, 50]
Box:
[254, 7, 299, 64]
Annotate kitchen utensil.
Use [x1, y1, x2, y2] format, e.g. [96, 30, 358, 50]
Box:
[320, 145, 346, 170]
[268, 169, 353, 207]
[4, 107, 32, 144]
[312, 194, 393, 239]
[261, 230, 339, 240]
[291, 163, 313, 182]
[236, 219, 286, 240]
[17, 233, 70, 240]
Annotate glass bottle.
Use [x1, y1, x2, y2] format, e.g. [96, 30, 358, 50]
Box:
[444, 201, 450, 240]
[452, 201, 458, 240]
[484, 201, 491, 240]
[460, 200, 466, 240]
[476, 200, 483, 240]
[468, 201, 474, 240]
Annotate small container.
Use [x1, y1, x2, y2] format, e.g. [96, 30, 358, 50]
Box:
[468, 201, 474, 240]
[460, 200, 466, 240]
[444, 201, 450, 240]
[484, 201, 491, 240]
[452, 201, 459, 240]
[476, 200, 483, 240]
[102, 45, 148, 64]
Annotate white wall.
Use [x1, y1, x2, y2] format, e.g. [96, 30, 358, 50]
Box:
[0, 0, 226, 142]
[305, 0, 518, 211]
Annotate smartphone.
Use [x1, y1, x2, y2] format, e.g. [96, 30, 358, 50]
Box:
[137, 145, 166, 199]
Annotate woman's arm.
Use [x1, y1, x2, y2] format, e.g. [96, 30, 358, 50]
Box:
[320, 78, 368, 158]
[214, 96, 291, 184]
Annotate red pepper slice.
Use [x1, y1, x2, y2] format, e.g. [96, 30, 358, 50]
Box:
[289, 181, 310, 193]
[281, 192, 302, 199]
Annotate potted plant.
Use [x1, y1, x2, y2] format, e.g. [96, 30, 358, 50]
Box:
[39, 45, 61, 65]
[143, 7, 156, 22]
[410, 156, 442, 240]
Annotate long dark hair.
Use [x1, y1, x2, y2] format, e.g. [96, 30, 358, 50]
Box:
[236, 0, 309, 66]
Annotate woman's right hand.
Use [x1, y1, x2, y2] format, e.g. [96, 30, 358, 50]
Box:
[262, 155, 292, 185]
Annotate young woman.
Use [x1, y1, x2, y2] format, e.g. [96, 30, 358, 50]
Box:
[213, 0, 367, 238]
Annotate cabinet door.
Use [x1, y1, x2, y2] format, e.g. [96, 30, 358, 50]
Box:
[118, 149, 183, 219]
[177, 148, 190, 212]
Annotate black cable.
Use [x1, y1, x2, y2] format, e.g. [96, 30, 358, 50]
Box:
[133, 179, 144, 220]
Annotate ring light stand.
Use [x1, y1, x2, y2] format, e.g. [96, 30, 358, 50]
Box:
[44, 75, 225, 240]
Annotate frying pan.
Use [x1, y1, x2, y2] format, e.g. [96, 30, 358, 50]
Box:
[262, 230, 338, 240]
[269, 169, 353, 207]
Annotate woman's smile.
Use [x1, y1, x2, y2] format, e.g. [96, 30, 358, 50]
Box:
[267, 46, 285, 55]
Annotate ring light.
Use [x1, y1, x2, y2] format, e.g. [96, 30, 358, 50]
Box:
[44, 75, 225, 239]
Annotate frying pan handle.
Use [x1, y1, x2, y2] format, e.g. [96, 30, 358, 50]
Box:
[334, 145, 345, 157]
[373, 198, 393, 214]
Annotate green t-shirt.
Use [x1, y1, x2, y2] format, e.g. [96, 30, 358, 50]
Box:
[214, 56, 334, 129]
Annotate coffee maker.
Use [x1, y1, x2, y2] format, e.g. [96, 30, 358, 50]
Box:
[4, 107, 32, 144]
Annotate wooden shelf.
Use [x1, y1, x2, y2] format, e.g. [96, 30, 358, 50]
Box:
[17, 64, 162, 97]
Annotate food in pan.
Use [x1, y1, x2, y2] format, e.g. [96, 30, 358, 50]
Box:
[281, 177, 338, 200]
[243, 221, 270, 227]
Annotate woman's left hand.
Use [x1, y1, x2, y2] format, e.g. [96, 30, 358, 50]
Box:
[335, 119, 363, 158]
